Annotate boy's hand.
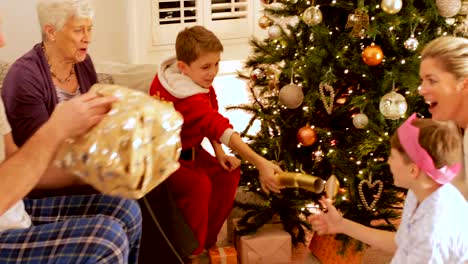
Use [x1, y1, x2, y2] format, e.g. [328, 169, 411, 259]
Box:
[217, 154, 241, 172]
[308, 197, 343, 235]
[49, 92, 117, 140]
[257, 159, 284, 193]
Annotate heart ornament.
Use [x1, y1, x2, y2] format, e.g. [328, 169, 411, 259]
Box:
[319, 82, 335, 115]
[358, 179, 383, 211]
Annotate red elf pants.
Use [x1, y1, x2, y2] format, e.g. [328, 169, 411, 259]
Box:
[166, 146, 241, 255]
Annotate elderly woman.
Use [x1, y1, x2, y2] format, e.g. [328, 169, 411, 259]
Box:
[2, 0, 96, 148]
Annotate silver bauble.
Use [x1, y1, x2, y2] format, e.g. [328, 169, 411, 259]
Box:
[268, 24, 282, 39]
[404, 36, 419, 51]
[278, 84, 304, 109]
[379, 91, 408, 120]
[353, 113, 369, 129]
[436, 0, 462, 17]
[381, 0, 403, 14]
[302, 6, 322, 26]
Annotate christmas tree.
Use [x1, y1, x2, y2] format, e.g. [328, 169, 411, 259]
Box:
[230, 0, 465, 247]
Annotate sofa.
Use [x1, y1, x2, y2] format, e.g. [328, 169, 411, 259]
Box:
[0, 60, 198, 264]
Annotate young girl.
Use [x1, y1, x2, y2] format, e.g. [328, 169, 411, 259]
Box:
[310, 114, 468, 263]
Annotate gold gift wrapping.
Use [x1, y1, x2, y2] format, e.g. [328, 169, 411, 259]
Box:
[54, 84, 183, 199]
[277, 172, 325, 193]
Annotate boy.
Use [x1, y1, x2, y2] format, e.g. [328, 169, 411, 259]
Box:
[310, 114, 468, 263]
[149, 25, 284, 262]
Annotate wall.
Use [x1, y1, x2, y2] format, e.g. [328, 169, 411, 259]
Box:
[0, 0, 266, 66]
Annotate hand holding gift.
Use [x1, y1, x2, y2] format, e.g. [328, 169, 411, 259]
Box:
[54, 84, 183, 199]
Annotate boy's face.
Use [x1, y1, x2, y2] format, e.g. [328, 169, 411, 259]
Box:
[387, 148, 415, 189]
[179, 51, 220, 88]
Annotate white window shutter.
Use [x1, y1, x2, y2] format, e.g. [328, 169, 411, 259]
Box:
[205, 0, 250, 40]
[151, 0, 251, 47]
[151, 0, 201, 46]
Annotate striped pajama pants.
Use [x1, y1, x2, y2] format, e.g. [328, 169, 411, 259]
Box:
[0, 194, 142, 264]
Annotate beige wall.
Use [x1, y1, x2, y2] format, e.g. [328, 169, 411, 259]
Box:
[0, 0, 266, 65]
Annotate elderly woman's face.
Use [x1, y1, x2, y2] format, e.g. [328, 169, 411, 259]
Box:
[54, 16, 93, 63]
[418, 57, 465, 124]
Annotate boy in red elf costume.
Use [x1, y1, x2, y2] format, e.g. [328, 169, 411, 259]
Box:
[149, 25, 284, 263]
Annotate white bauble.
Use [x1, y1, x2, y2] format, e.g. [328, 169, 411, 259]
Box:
[381, 0, 403, 14]
[278, 84, 304, 109]
[436, 0, 462, 17]
[353, 113, 369, 129]
[379, 91, 408, 120]
[268, 24, 282, 39]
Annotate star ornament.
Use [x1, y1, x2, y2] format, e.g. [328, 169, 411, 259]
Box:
[345, 11, 369, 38]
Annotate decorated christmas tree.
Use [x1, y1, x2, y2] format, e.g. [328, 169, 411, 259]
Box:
[230, 0, 465, 247]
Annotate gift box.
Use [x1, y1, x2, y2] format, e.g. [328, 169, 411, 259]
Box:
[309, 234, 364, 264]
[237, 224, 291, 264]
[54, 84, 183, 199]
[208, 246, 237, 264]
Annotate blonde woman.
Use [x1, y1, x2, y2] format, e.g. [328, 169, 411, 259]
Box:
[418, 36, 468, 198]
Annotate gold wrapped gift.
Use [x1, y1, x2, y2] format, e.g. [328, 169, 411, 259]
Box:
[54, 84, 183, 199]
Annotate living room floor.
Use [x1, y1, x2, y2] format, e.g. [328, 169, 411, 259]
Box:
[198, 67, 321, 263]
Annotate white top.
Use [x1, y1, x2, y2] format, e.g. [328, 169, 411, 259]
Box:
[392, 184, 468, 263]
[0, 98, 31, 232]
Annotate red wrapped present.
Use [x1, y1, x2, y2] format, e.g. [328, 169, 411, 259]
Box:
[208, 246, 237, 264]
[237, 224, 291, 264]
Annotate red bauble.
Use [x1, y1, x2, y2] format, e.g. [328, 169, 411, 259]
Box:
[261, 0, 274, 4]
[297, 126, 317, 146]
[362, 43, 383, 66]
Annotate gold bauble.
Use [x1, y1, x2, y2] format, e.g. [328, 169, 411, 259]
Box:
[258, 15, 273, 29]
[379, 91, 407, 120]
[362, 43, 384, 66]
[325, 175, 340, 199]
[297, 126, 317, 146]
[381, 0, 403, 14]
[302, 6, 323, 26]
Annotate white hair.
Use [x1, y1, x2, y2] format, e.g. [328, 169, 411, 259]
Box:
[36, 0, 94, 40]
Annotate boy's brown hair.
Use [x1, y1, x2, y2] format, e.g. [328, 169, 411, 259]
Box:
[390, 118, 462, 169]
[175, 25, 223, 65]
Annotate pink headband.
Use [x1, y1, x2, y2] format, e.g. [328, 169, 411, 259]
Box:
[397, 113, 461, 184]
